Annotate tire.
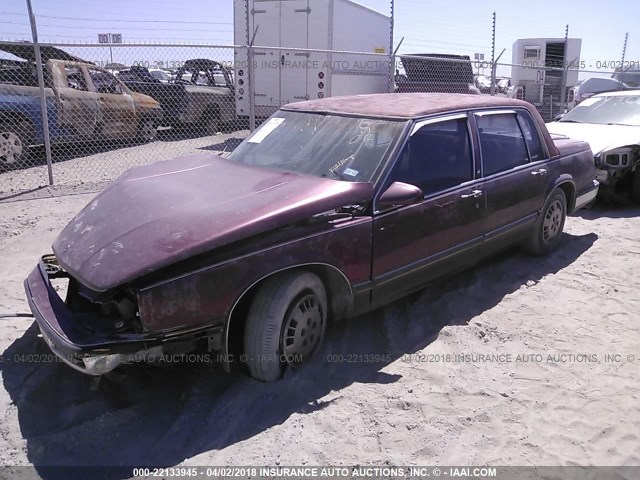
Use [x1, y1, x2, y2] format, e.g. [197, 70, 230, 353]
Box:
[137, 117, 157, 142]
[0, 120, 33, 168]
[523, 188, 567, 256]
[201, 108, 221, 136]
[244, 271, 328, 382]
[632, 166, 640, 204]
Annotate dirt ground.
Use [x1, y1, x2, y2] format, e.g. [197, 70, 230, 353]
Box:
[0, 182, 639, 479]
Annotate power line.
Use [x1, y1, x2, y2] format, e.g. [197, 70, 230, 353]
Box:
[0, 11, 232, 25]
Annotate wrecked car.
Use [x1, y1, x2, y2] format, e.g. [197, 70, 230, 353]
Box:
[0, 43, 162, 167]
[119, 60, 235, 134]
[547, 89, 640, 202]
[25, 93, 598, 382]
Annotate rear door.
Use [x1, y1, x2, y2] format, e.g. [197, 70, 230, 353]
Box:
[475, 109, 550, 240]
[279, 0, 310, 104]
[372, 114, 486, 305]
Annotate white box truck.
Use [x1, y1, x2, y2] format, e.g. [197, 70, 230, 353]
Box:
[234, 0, 392, 117]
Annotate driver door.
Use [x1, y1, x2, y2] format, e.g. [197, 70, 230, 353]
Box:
[372, 114, 486, 306]
[85, 67, 137, 139]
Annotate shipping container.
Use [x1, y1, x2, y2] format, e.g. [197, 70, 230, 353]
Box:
[234, 0, 392, 117]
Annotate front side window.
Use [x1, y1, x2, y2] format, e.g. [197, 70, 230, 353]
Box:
[477, 113, 529, 176]
[230, 111, 407, 182]
[389, 117, 474, 194]
[88, 69, 123, 94]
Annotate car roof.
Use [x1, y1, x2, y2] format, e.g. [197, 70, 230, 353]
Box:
[281, 93, 534, 120]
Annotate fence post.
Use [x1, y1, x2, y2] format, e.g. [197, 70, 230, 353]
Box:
[26, 0, 53, 185]
[389, 0, 395, 93]
[559, 24, 569, 115]
[490, 12, 496, 96]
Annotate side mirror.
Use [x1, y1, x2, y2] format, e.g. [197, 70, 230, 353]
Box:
[378, 181, 423, 209]
[553, 113, 565, 121]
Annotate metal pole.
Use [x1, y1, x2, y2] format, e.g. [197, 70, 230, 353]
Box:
[490, 12, 496, 95]
[26, 0, 53, 185]
[559, 24, 569, 115]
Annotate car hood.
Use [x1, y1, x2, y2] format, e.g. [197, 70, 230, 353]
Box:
[546, 121, 640, 155]
[52, 153, 373, 292]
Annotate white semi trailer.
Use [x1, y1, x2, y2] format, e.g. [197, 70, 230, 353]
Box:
[234, 0, 392, 117]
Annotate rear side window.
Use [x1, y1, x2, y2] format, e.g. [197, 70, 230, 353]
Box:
[477, 113, 529, 176]
[517, 112, 546, 161]
[390, 117, 474, 194]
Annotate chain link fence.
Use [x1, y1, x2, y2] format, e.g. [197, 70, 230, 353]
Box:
[0, 40, 625, 198]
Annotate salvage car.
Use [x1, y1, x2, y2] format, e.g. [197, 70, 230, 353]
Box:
[119, 60, 235, 134]
[547, 89, 640, 202]
[24, 93, 599, 382]
[0, 43, 162, 167]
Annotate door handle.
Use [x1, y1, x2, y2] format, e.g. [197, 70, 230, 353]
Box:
[460, 189, 483, 199]
[531, 168, 548, 176]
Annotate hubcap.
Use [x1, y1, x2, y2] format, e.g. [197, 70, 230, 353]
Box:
[0, 131, 23, 164]
[542, 199, 563, 243]
[281, 293, 324, 365]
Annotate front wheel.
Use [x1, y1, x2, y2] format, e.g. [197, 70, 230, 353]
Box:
[244, 271, 328, 382]
[523, 188, 567, 256]
[137, 117, 158, 142]
[0, 120, 33, 168]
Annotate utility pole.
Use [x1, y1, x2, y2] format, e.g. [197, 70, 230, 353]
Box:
[25, 0, 53, 185]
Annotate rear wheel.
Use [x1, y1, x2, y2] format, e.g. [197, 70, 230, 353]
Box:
[200, 107, 221, 136]
[244, 271, 327, 382]
[523, 188, 567, 256]
[0, 120, 33, 168]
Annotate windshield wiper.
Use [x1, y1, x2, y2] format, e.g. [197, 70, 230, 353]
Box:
[323, 170, 346, 181]
[559, 119, 583, 123]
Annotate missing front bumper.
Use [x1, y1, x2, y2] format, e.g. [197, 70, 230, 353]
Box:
[24, 255, 207, 376]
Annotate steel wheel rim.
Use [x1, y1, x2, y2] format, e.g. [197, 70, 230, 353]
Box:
[542, 199, 563, 243]
[0, 132, 23, 164]
[281, 292, 324, 365]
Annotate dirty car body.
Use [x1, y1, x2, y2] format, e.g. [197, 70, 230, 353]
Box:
[25, 93, 599, 378]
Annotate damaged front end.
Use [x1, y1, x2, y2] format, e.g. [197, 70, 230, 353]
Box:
[24, 254, 207, 375]
[594, 146, 639, 186]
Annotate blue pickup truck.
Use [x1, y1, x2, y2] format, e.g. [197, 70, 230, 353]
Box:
[0, 43, 162, 167]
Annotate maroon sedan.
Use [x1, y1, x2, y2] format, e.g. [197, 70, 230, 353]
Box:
[24, 93, 599, 381]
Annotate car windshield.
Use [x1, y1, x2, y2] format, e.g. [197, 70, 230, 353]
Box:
[560, 95, 640, 126]
[229, 111, 407, 182]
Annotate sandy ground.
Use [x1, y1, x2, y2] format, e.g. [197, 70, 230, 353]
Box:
[0, 184, 639, 478]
